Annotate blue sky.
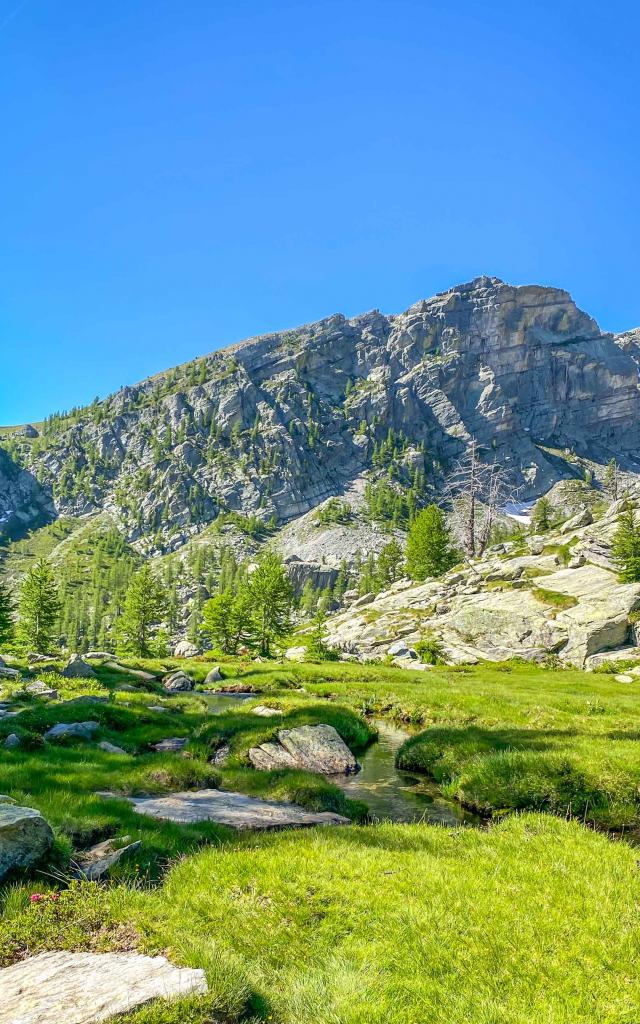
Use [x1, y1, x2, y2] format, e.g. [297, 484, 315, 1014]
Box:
[1, 0, 639, 424]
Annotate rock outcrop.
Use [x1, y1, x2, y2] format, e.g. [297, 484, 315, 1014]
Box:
[126, 788, 351, 828]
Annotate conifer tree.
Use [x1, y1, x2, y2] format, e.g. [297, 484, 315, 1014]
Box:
[0, 581, 14, 649]
[405, 505, 456, 581]
[531, 496, 553, 533]
[611, 508, 640, 582]
[201, 589, 252, 655]
[116, 564, 167, 657]
[17, 558, 61, 653]
[247, 551, 293, 657]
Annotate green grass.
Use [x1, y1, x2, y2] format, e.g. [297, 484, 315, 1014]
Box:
[0, 661, 371, 876]
[1, 815, 639, 1022]
[531, 586, 579, 610]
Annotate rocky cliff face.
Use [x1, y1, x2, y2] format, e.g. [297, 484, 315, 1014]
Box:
[2, 276, 640, 551]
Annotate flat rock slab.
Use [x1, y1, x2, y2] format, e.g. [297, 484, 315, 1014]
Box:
[0, 950, 208, 1024]
[44, 721, 99, 741]
[128, 788, 350, 829]
[0, 805, 54, 882]
[252, 705, 283, 717]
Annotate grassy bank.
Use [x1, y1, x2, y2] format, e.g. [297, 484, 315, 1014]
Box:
[2, 814, 639, 1022]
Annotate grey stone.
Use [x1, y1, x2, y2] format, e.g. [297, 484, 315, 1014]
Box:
[152, 736, 188, 752]
[249, 724, 359, 775]
[25, 680, 58, 699]
[560, 507, 593, 534]
[0, 804, 54, 881]
[0, 666, 19, 680]
[127, 788, 350, 828]
[252, 704, 283, 717]
[204, 665, 222, 684]
[163, 670, 194, 692]
[173, 640, 199, 658]
[44, 721, 99, 741]
[0, 951, 207, 1023]
[284, 646, 307, 662]
[62, 654, 97, 679]
[98, 740, 126, 754]
[4, 733, 20, 748]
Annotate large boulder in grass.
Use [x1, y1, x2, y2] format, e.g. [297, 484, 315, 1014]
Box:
[0, 951, 208, 1024]
[204, 665, 222, 685]
[44, 721, 99, 741]
[0, 666, 20, 680]
[284, 646, 307, 663]
[62, 654, 97, 679]
[249, 724, 359, 775]
[0, 804, 54, 881]
[163, 670, 195, 692]
[173, 640, 199, 658]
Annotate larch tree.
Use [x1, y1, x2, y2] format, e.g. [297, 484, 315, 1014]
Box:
[405, 505, 456, 581]
[116, 564, 168, 657]
[0, 580, 15, 650]
[17, 558, 61, 654]
[247, 551, 294, 657]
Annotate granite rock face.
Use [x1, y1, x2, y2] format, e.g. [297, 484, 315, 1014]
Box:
[3, 277, 640, 549]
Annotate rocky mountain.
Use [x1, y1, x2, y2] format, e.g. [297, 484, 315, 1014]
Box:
[2, 276, 640, 563]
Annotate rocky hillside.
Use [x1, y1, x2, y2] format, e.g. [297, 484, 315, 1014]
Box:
[2, 276, 640, 557]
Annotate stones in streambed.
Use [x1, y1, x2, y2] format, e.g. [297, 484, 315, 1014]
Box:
[44, 721, 99, 741]
[127, 788, 351, 829]
[0, 804, 54, 881]
[163, 670, 195, 692]
[249, 724, 359, 775]
[0, 951, 208, 1024]
[152, 736, 188, 752]
[62, 654, 97, 679]
[71, 837, 141, 880]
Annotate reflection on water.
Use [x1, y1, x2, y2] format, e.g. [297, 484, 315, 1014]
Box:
[334, 720, 480, 826]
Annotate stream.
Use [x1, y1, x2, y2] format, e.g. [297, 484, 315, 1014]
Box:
[334, 719, 479, 825]
[201, 693, 479, 827]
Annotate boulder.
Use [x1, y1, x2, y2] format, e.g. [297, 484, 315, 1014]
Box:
[163, 670, 194, 692]
[98, 741, 126, 754]
[72, 837, 141, 880]
[173, 640, 199, 658]
[84, 651, 113, 660]
[127, 788, 351, 829]
[61, 654, 97, 679]
[560, 507, 593, 533]
[0, 951, 208, 1024]
[284, 646, 307, 663]
[0, 666, 20, 680]
[249, 724, 359, 775]
[0, 804, 54, 881]
[351, 592, 375, 609]
[204, 665, 222, 684]
[27, 652, 57, 663]
[387, 639, 410, 657]
[4, 733, 20, 748]
[44, 721, 99, 741]
[25, 681, 58, 699]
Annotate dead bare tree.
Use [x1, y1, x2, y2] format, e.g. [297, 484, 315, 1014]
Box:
[443, 438, 519, 558]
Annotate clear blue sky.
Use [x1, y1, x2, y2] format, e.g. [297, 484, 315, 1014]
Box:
[1, 0, 639, 424]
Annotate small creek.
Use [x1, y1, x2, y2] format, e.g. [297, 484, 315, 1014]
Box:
[202, 693, 479, 827]
[334, 719, 480, 826]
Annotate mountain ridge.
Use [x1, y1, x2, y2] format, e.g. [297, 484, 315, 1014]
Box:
[2, 275, 640, 556]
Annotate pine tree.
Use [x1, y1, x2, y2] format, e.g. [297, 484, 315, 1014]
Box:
[0, 581, 14, 649]
[247, 551, 293, 657]
[611, 508, 640, 582]
[17, 558, 61, 653]
[405, 505, 456, 581]
[604, 459, 619, 501]
[116, 564, 167, 657]
[531, 496, 553, 533]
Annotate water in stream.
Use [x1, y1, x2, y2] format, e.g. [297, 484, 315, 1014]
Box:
[334, 720, 479, 826]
